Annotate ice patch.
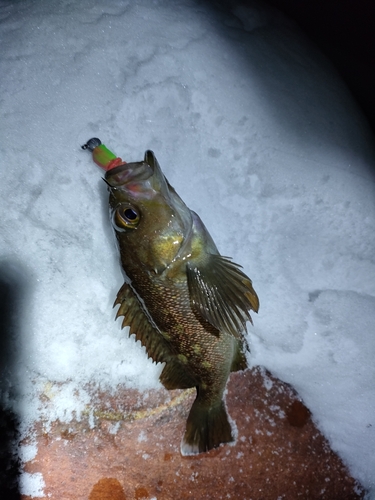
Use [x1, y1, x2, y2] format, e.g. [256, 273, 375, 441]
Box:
[19, 472, 45, 497]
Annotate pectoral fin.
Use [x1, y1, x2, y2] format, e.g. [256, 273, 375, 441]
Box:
[186, 254, 259, 339]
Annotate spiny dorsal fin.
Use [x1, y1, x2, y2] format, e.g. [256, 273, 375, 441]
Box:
[114, 282, 173, 364]
[115, 282, 198, 390]
[186, 254, 259, 339]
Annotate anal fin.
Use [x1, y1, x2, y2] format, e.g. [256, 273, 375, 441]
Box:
[230, 345, 248, 372]
[160, 359, 197, 390]
[230, 336, 250, 373]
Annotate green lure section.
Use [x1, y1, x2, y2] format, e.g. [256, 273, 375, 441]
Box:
[81, 138, 125, 171]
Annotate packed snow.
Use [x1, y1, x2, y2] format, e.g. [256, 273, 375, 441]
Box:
[0, 0, 374, 497]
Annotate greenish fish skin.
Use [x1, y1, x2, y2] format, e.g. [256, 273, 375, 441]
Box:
[105, 150, 259, 455]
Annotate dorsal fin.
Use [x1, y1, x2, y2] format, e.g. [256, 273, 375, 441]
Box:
[186, 254, 259, 339]
[114, 282, 173, 364]
[114, 282, 198, 390]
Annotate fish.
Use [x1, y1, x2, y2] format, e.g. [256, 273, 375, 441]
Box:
[83, 139, 259, 455]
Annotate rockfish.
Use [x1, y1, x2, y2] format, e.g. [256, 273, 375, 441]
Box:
[82, 139, 259, 455]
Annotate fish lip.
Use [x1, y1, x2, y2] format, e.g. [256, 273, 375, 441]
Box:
[104, 163, 129, 179]
[104, 161, 153, 187]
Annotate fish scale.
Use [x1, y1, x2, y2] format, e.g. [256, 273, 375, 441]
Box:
[82, 139, 259, 455]
[123, 266, 236, 371]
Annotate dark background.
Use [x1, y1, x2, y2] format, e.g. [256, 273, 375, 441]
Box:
[262, 0, 375, 136]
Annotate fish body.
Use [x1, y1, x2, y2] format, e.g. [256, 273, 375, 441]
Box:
[95, 147, 259, 455]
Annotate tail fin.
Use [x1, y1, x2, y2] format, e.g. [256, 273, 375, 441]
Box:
[180, 398, 234, 456]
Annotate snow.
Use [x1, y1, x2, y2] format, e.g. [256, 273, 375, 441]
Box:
[19, 472, 45, 498]
[0, 0, 374, 496]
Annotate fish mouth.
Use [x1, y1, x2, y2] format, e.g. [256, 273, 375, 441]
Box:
[104, 161, 154, 188]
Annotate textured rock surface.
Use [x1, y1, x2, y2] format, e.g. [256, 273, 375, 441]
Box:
[21, 368, 364, 499]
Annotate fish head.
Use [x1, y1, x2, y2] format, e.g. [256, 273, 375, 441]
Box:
[104, 150, 193, 275]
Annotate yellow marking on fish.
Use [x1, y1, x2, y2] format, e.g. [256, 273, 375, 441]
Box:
[202, 360, 212, 369]
[174, 324, 184, 335]
[178, 354, 189, 364]
[192, 344, 201, 354]
[158, 234, 183, 261]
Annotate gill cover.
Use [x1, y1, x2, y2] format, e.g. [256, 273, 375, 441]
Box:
[104, 150, 194, 275]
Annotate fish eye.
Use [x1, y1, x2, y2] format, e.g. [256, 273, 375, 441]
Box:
[123, 208, 137, 220]
[113, 203, 140, 231]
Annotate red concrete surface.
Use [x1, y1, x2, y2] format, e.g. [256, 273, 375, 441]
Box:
[21, 367, 365, 499]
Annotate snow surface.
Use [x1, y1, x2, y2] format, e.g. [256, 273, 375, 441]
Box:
[0, 0, 374, 496]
